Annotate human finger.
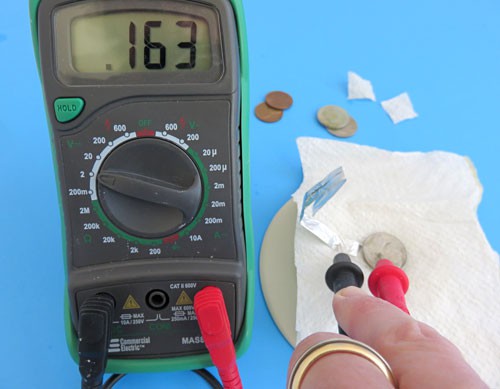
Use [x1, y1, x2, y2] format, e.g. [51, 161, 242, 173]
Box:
[333, 287, 487, 389]
[287, 332, 393, 388]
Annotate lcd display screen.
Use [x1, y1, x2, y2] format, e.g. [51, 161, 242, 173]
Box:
[70, 11, 212, 73]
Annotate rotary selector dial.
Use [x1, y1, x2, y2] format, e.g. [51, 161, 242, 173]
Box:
[91, 135, 202, 239]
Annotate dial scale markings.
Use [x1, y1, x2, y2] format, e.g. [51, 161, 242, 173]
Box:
[61, 100, 237, 266]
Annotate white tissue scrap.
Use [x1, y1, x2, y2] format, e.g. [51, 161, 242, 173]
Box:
[381, 92, 418, 124]
[347, 71, 376, 101]
[292, 137, 500, 387]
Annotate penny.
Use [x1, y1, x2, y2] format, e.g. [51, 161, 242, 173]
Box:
[265, 91, 293, 110]
[255, 102, 283, 123]
[361, 232, 407, 269]
[327, 117, 358, 138]
[317, 105, 350, 130]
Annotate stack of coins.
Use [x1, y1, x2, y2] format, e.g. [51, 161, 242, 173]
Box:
[255, 91, 293, 123]
[317, 105, 358, 138]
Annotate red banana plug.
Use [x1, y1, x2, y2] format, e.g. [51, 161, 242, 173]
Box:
[194, 287, 243, 389]
[368, 259, 410, 314]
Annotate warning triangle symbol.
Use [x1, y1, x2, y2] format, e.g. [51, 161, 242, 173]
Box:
[123, 294, 141, 310]
[176, 291, 193, 306]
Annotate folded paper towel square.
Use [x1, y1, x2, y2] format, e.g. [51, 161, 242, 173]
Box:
[381, 92, 418, 124]
[347, 71, 376, 101]
[292, 137, 499, 387]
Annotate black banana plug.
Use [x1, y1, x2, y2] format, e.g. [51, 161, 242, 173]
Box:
[325, 253, 364, 335]
[78, 294, 115, 389]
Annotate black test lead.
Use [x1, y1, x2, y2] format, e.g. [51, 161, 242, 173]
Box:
[325, 253, 364, 335]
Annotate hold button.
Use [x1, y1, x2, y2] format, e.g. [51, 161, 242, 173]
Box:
[54, 97, 85, 123]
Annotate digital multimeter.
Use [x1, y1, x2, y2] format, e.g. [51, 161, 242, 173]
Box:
[29, 0, 253, 373]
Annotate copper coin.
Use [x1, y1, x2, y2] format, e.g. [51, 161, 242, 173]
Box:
[265, 91, 293, 110]
[361, 232, 407, 269]
[255, 102, 283, 123]
[327, 117, 358, 138]
[317, 105, 350, 130]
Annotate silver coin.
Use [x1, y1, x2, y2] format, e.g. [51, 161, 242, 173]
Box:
[361, 232, 407, 269]
[317, 105, 350, 130]
[327, 117, 358, 138]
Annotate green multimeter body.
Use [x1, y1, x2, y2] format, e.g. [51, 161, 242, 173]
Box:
[29, 0, 253, 373]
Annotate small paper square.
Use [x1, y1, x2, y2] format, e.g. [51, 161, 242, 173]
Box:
[347, 71, 376, 101]
[381, 92, 418, 124]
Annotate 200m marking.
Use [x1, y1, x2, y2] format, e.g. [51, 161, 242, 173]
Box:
[69, 188, 89, 196]
[205, 217, 223, 224]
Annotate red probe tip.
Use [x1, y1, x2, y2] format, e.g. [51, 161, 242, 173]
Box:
[368, 259, 410, 314]
[194, 287, 243, 389]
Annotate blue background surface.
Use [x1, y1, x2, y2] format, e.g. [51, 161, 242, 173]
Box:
[1, 0, 499, 387]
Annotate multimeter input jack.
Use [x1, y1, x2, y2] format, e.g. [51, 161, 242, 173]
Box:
[146, 290, 169, 310]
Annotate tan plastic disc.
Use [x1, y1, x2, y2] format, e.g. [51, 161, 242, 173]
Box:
[260, 200, 298, 346]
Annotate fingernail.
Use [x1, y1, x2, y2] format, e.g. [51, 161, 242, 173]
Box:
[337, 286, 366, 298]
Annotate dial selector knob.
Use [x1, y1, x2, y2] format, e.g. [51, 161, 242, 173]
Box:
[97, 138, 202, 238]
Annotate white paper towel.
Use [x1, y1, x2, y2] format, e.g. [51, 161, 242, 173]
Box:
[292, 137, 500, 387]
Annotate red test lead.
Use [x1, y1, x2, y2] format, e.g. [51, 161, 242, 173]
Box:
[194, 287, 243, 389]
[368, 259, 410, 314]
